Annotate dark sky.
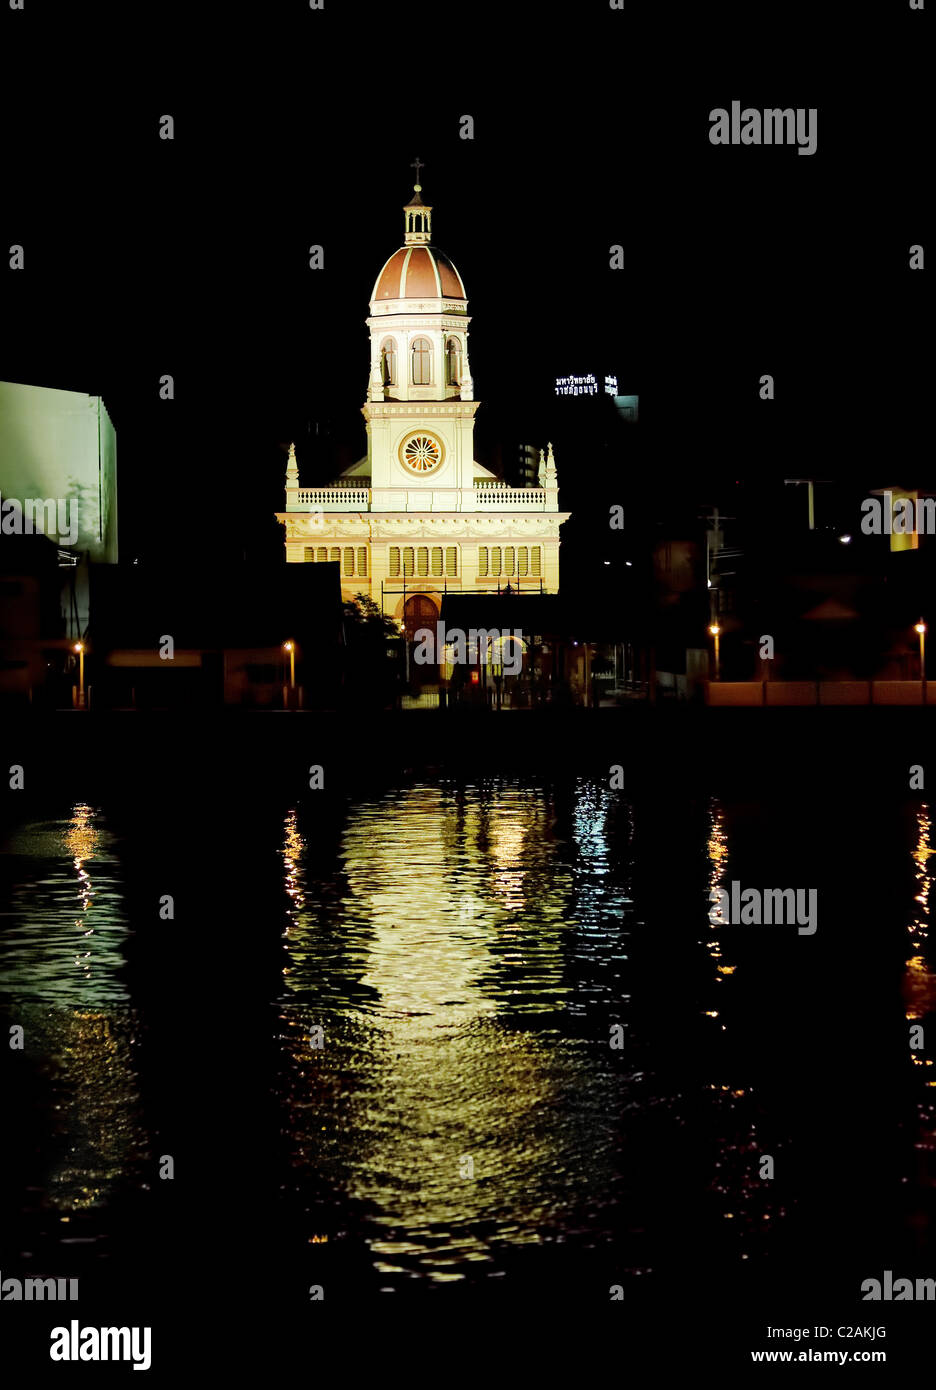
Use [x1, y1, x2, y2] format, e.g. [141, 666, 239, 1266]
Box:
[0, 1, 928, 564]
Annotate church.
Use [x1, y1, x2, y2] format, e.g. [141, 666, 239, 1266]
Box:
[276, 168, 569, 640]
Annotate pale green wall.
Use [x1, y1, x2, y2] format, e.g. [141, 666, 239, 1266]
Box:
[0, 380, 118, 562]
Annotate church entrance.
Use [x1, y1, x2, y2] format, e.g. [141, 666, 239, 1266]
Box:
[402, 594, 438, 646]
[402, 595, 439, 704]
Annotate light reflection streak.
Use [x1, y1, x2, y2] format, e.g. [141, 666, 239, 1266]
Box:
[282, 808, 305, 939]
[704, 798, 736, 1015]
[702, 799, 776, 1256]
[277, 784, 627, 1283]
[906, 806, 936, 1184]
[64, 803, 98, 954]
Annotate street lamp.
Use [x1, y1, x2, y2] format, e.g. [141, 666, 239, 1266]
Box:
[915, 621, 926, 703]
[708, 624, 721, 681]
[283, 641, 296, 689]
[74, 642, 85, 708]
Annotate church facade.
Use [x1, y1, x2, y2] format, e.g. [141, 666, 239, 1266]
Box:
[276, 174, 569, 634]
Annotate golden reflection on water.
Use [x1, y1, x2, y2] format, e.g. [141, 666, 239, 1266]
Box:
[282, 808, 305, 939]
[704, 799, 735, 1019]
[906, 806, 936, 1193]
[2, 807, 147, 1217]
[46, 1009, 148, 1213]
[702, 801, 774, 1253]
[906, 808, 936, 1085]
[64, 802, 97, 945]
[284, 786, 574, 1028]
[278, 785, 622, 1282]
[11, 1005, 150, 1218]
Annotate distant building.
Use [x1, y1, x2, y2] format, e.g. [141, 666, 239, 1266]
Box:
[0, 534, 77, 706]
[87, 562, 344, 709]
[0, 380, 118, 563]
[612, 394, 639, 423]
[0, 379, 118, 640]
[513, 444, 540, 489]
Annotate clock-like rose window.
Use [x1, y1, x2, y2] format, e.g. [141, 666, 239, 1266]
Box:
[399, 431, 444, 476]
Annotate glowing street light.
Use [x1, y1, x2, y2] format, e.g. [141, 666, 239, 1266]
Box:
[74, 642, 85, 708]
[915, 621, 926, 702]
[708, 624, 721, 681]
[283, 641, 296, 690]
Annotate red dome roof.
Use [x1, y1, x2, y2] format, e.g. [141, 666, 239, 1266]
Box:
[372, 245, 466, 303]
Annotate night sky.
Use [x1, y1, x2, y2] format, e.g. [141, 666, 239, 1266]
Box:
[1, 1, 928, 565]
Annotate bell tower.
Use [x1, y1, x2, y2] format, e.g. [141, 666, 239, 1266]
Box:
[363, 166, 480, 504]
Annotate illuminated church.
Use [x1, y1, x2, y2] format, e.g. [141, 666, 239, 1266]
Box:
[276, 168, 569, 633]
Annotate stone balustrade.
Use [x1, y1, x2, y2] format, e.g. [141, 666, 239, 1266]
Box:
[292, 488, 371, 510]
[474, 486, 550, 509]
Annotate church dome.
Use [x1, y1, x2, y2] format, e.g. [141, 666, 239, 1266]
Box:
[372, 245, 466, 303]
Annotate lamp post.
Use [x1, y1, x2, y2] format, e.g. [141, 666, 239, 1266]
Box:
[283, 641, 296, 709]
[74, 642, 85, 708]
[915, 621, 926, 704]
[708, 624, 721, 681]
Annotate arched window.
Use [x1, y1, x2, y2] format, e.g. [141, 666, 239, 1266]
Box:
[445, 337, 461, 386]
[381, 338, 397, 386]
[411, 337, 432, 386]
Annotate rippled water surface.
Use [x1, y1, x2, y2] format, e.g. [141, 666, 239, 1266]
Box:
[2, 772, 935, 1306]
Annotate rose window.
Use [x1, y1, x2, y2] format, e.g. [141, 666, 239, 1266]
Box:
[399, 432, 444, 475]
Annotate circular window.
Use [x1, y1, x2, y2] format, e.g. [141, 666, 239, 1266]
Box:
[399, 431, 445, 476]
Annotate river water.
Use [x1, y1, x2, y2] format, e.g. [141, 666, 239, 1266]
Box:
[1, 724, 934, 1353]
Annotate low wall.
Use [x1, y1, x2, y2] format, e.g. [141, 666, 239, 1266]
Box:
[705, 680, 936, 707]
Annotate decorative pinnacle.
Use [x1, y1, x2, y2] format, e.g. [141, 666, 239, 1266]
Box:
[410, 156, 424, 190]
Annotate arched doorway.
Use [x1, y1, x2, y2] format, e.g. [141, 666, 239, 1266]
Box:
[402, 595, 439, 695]
[402, 594, 438, 645]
